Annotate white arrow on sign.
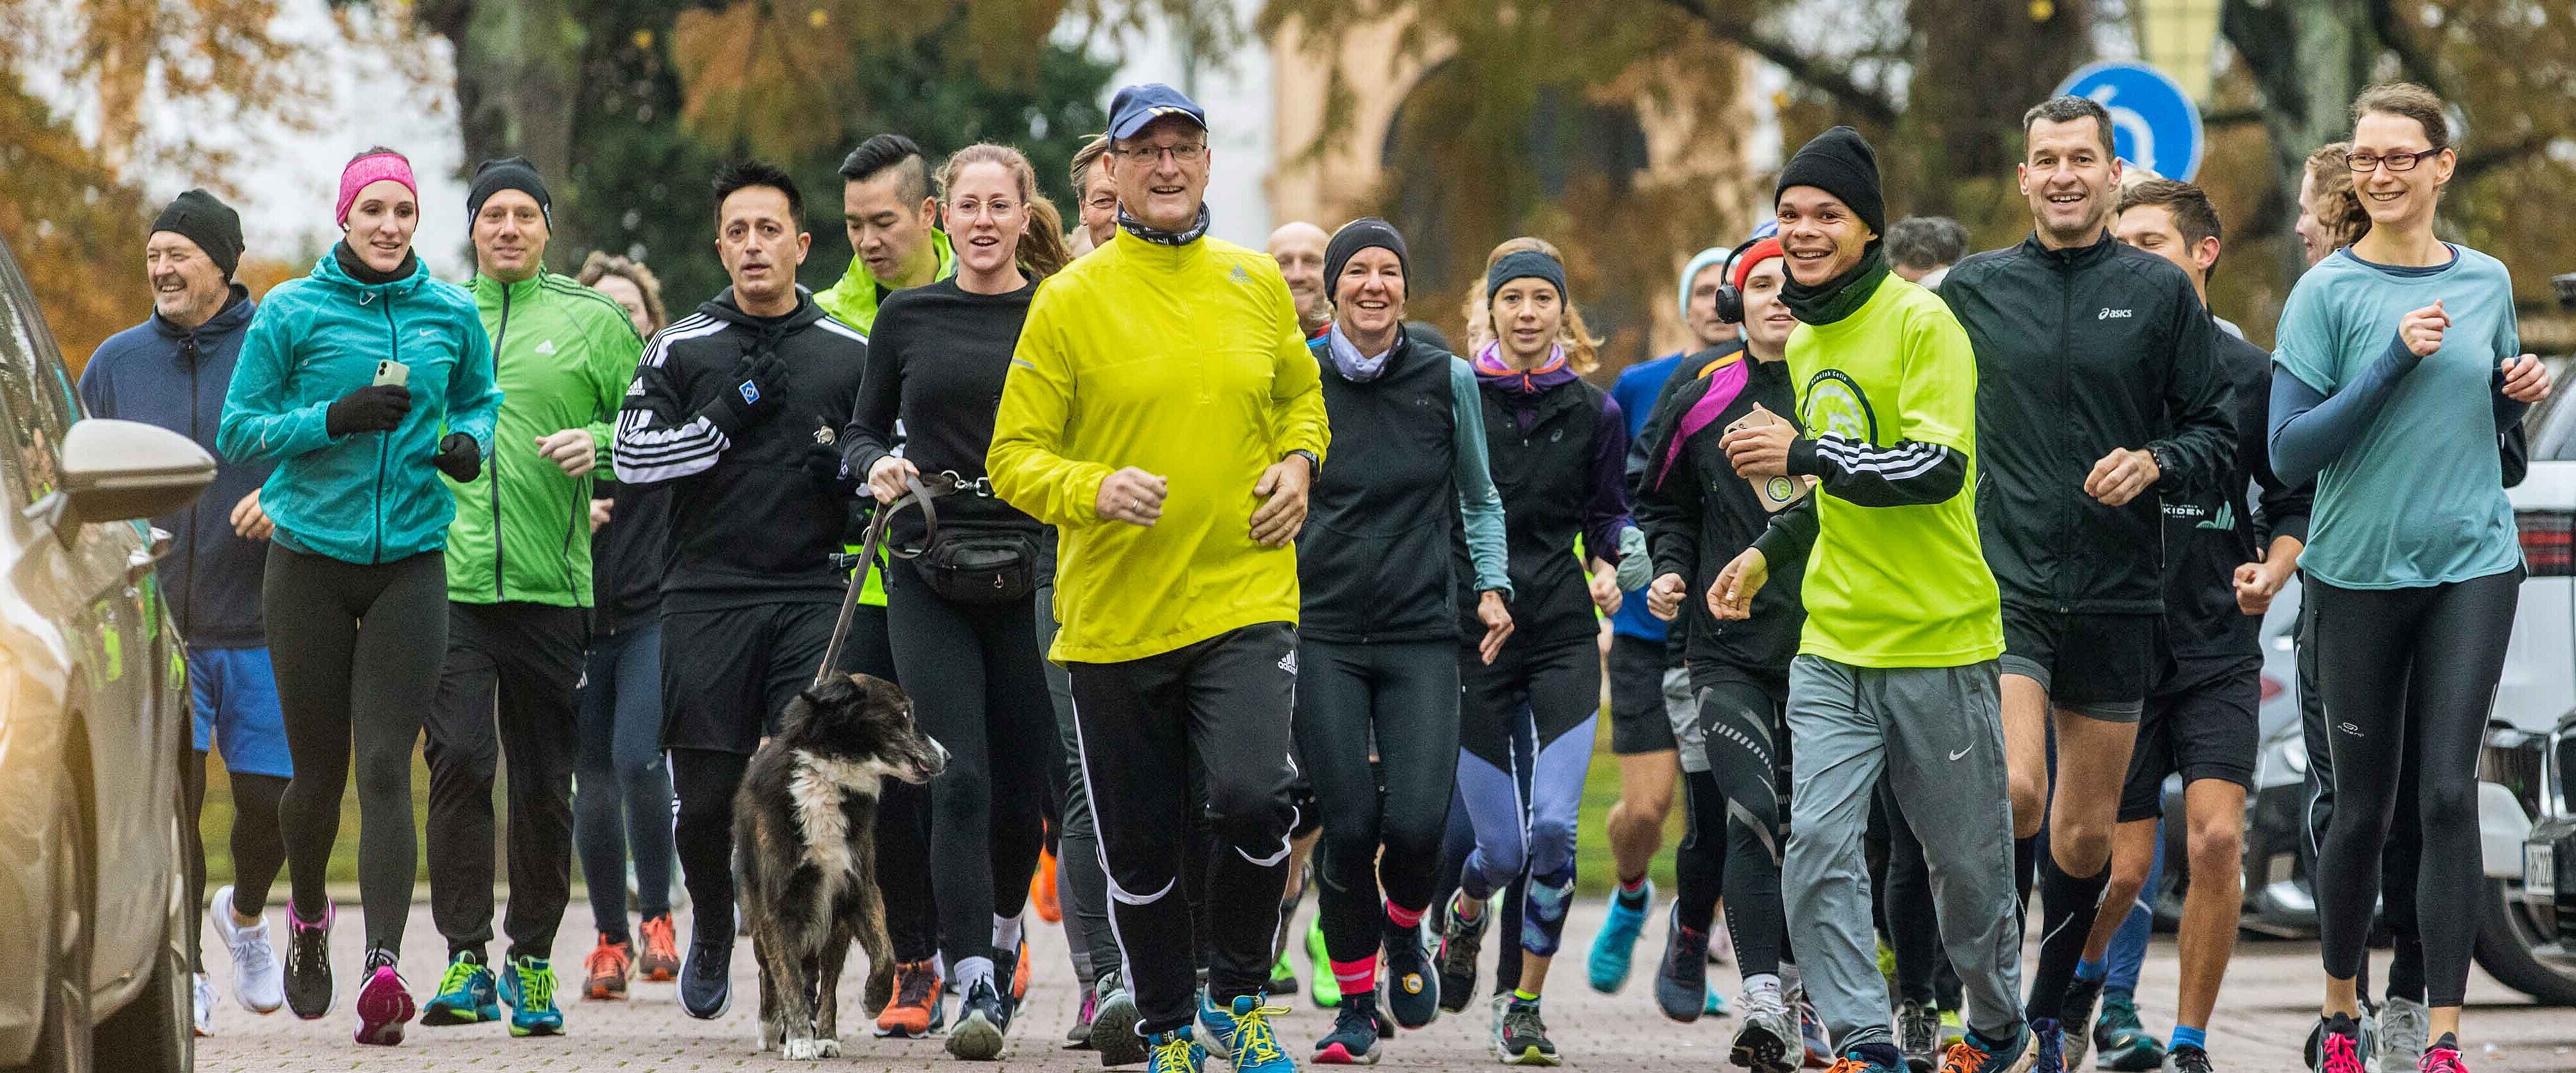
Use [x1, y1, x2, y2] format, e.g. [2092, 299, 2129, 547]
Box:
[2086, 84, 2156, 175]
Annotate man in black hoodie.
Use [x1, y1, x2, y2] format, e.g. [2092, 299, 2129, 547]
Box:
[1935, 96, 2234, 1070]
[612, 161, 870, 1022]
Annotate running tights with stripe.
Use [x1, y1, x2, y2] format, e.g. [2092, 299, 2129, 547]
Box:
[1456, 638, 1598, 958]
[264, 544, 448, 952]
[1294, 639, 1459, 970]
[2309, 568, 2519, 1009]
[1697, 668, 1792, 977]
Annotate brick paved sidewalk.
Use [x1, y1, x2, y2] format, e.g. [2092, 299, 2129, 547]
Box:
[195, 898, 2576, 1071]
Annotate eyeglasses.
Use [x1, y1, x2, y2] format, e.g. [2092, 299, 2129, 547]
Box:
[2345, 148, 2441, 173]
[1111, 143, 1206, 165]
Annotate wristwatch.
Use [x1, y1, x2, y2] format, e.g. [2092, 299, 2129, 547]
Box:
[2146, 444, 2173, 484]
[1285, 448, 1320, 476]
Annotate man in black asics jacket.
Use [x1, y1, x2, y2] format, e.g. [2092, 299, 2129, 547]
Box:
[1936, 95, 2232, 1063]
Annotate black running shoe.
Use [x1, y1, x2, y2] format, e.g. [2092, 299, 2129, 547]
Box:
[1896, 999, 1939, 1073]
[2164, 1043, 2214, 1073]
[2060, 975, 2105, 1070]
[1382, 922, 1440, 1030]
[1434, 895, 1485, 1016]
[282, 900, 335, 1020]
[679, 935, 732, 1020]
[948, 978, 1011, 1061]
[1313, 991, 1381, 1065]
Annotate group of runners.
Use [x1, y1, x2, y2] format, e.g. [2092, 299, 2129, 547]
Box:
[91, 70, 2543, 1073]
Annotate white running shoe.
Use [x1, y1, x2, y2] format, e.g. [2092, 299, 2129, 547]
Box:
[208, 885, 286, 1014]
[193, 972, 215, 1036]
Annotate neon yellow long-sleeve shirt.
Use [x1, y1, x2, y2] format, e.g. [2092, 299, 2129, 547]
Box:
[991, 231, 1329, 663]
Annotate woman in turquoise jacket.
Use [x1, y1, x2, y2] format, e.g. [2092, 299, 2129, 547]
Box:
[216, 146, 500, 1049]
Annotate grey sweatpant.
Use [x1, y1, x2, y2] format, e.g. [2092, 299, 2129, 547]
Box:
[1783, 654, 2023, 1050]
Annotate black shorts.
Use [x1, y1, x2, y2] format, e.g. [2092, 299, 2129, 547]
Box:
[1607, 633, 1685, 756]
[2117, 652, 2260, 823]
[658, 600, 838, 754]
[1998, 604, 2153, 720]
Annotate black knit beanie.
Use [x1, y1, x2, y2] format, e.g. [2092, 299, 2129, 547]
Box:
[1776, 126, 1885, 237]
[152, 189, 243, 280]
[466, 156, 551, 225]
[1486, 249, 1569, 306]
[1324, 218, 1409, 304]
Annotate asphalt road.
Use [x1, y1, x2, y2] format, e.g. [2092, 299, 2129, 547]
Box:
[195, 898, 2576, 1072]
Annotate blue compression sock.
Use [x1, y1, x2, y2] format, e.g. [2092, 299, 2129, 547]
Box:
[2074, 957, 2108, 983]
[2171, 1025, 2206, 1052]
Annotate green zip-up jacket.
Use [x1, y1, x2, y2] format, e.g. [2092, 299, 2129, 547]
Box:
[447, 270, 644, 606]
[814, 230, 955, 608]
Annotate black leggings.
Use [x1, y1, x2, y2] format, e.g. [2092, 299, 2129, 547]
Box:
[263, 545, 448, 952]
[1695, 667, 1791, 977]
[885, 557, 1054, 977]
[2298, 609, 2426, 1004]
[184, 753, 287, 970]
[1672, 771, 1724, 934]
[1294, 639, 1459, 968]
[2308, 568, 2520, 1009]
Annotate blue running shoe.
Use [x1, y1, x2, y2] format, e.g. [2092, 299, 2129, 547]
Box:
[506, 956, 563, 1038]
[1148, 1025, 1208, 1073]
[1586, 879, 1654, 994]
[419, 952, 500, 1026]
[2031, 1017, 2065, 1073]
[1222, 994, 1298, 1073]
[1704, 989, 1732, 1018]
[1652, 912, 1709, 1022]
[1196, 989, 1239, 1059]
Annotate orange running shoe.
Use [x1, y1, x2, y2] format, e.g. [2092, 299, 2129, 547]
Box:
[636, 914, 682, 982]
[583, 935, 633, 1000]
[876, 961, 940, 1038]
[1012, 938, 1032, 1002]
[1034, 848, 1062, 923]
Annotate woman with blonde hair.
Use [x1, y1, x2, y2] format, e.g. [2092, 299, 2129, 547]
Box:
[842, 141, 1070, 1060]
[1433, 240, 1634, 1065]
[2296, 142, 2372, 267]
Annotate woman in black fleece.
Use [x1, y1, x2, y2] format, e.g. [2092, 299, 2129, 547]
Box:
[841, 143, 1073, 1061]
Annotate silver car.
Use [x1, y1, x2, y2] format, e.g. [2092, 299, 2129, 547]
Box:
[0, 234, 217, 1072]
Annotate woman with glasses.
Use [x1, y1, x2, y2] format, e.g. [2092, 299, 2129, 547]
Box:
[2268, 83, 2552, 1073]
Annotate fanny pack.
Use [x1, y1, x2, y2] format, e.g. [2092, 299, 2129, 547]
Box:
[921, 523, 1036, 604]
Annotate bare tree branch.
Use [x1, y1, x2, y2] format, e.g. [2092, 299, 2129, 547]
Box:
[2203, 107, 2265, 129]
[2457, 133, 2549, 184]
[2365, 0, 2451, 104]
[1652, 0, 1900, 126]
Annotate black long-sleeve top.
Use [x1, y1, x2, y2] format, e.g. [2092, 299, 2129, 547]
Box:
[842, 277, 1044, 546]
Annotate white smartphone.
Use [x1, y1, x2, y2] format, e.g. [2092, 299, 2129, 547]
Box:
[373, 360, 410, 388]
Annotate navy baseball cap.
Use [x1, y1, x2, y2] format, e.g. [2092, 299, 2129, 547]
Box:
[1107, 83, 1207, 141]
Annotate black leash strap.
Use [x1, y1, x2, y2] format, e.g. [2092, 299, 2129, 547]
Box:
[813, 473, 951, 688]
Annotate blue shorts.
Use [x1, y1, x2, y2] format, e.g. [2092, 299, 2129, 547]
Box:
[190, 647, 292, 778]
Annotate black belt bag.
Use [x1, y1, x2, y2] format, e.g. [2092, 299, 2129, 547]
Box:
[921, 525, 1036, 604]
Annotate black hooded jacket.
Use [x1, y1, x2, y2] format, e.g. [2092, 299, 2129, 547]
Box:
[1938, 232, 2234, 615]
[1633, 352, 1810, 675]
[612, 288, 869, 611]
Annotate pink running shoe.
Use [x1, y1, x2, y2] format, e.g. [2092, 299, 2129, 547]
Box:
[2419, 1044, 2471, 1073]
[353, 955, 416, 1047]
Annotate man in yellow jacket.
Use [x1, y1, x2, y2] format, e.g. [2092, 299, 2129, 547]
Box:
[990, 83, 1326, 1073]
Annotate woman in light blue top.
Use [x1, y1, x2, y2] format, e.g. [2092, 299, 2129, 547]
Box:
[2265, 84, 2551, 1073]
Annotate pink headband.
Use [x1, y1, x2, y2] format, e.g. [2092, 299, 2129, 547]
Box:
[336, 153, 418, 227]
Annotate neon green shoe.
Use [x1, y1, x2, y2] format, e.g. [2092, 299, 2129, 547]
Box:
[1305, 920, 1339, 1008]
[504, 956, 563, 1037]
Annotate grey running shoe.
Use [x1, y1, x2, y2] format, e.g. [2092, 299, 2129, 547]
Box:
[1730, 986, 1799, 1073]
[2379, 996, 2428, 1071]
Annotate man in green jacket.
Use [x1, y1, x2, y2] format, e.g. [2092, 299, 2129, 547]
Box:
[419, 157, 642, 1039]
[811, 131, 962, 1037]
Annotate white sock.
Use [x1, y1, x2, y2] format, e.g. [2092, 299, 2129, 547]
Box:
[955, 955, 996, 996]
[1779, 962, 1803, 1000]
[992, 912, 1025, 951]
[1743, 973, 1782, 998]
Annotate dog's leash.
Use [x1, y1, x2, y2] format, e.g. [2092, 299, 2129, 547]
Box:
[813, 471, 969, 688]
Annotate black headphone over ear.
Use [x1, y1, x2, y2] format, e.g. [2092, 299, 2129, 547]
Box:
[1713, 235, 1763, 326]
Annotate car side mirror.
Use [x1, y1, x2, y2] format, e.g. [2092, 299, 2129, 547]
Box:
[35, 419, 216, 536]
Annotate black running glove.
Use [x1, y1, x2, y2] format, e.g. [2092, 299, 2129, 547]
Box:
[432, 432, 482, 483]
[806, 443, 859, 497]
[698, 353, 786, 435]
[325, 384, 411, 437]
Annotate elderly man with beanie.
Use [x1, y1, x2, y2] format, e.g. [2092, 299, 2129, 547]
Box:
[1587, 230, 1758, 1000]
[989, 82, 1325, 1073]
[1704, 126, 2031, 1073]
[82, 188, 288, 1036]
[418, 155, 644, 1038]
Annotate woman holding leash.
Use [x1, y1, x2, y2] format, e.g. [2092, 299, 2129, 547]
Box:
[2268, 82, 2552, 1073]
[218, 145, 502, 1047]
[1433, 241, 1634, 1067]
[843, 142, 1072, 1063]
[1290, 218, 1513, 1065]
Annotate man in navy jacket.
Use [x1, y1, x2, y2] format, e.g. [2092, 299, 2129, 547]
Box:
[79, 189, 288, 1034]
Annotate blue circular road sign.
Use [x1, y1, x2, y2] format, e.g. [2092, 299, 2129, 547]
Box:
[2053, 61, 2203, 182]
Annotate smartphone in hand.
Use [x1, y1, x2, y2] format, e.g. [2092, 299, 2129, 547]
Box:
[1724, 403, 1813, 512]
[374, 360, 410, 388]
